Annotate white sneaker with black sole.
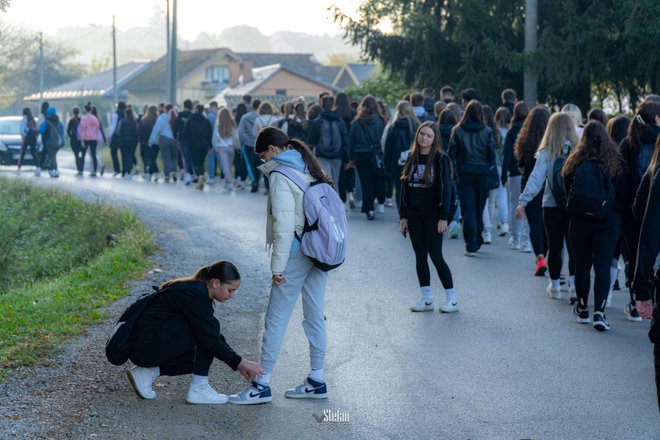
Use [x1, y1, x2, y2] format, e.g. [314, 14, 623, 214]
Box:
[410, 298, 434, 312]
[593, 312, 610, 331]
[624, 303, 643, 322]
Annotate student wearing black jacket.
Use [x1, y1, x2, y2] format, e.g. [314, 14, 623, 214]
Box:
[126, 261, 262, 405]
[384, 101, 419, 211]
[632, 137, 660, 410]
[447, 100, 497, 255]
[66, 107, 84, 176]
[184, 104, 213, 182]
[349, 96, 386, 220]
[619, 100, 660, 318]
[117, 107, 139, 178]
[562, 122, 629, 332]
[400, 122, 458, 313]
[307, 96, 349, 189]
[174, 99, 194, 184]
[335, 94, 358, 207]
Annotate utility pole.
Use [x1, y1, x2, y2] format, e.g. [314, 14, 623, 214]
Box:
[112, 15, 118, 106]
[39, 32, 44, 104]
[524, 0, 538, 105]
[168, 0, 178, 105]
[166, 0, 171, 103]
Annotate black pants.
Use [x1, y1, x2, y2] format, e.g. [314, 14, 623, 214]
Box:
[569, 212, 620, 313]
[139, 141, 151, 173]
[120, 142, 136, 176]
[620, 211, 640, 292]
[525, 193, 547, 256]
[149, 144, 160, 174]
[543, 207, 575, 280]
[457, 173, 489, 252]
[190, 145, 207, 177]
[40, 144, 58, 170]
[71, 139, 86, 173]
[83, 140, 98, 173]
[408, 212, 454, 288]
[110, 136, 121, 173]
[234, 148, 247, 182]
[354, 151, 385, 213]
[129, 320, 213, 376]
[338, 166, 355, 202]
[18, 132, 39, 168]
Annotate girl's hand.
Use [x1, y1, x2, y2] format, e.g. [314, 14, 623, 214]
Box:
[400, 219, 408, 237]
[272, 274, 284, 285]
[437, 220, 448, 234]
[636, 300, 654, 320]
[515, 204, 525, 220]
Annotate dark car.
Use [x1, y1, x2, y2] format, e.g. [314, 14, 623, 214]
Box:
[0, 116, 41, 165]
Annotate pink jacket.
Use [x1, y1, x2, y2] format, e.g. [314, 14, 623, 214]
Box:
[78, 113, 100, 141]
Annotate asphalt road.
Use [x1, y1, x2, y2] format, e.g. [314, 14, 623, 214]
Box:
[4, 154, 660, 439]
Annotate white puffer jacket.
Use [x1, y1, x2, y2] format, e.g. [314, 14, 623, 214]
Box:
[258, 152, 314, 275]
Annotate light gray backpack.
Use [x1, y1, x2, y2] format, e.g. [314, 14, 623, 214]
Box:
[272, 165, 348, 271]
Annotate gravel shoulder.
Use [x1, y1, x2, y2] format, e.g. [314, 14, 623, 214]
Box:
[0, 184, 269, 439]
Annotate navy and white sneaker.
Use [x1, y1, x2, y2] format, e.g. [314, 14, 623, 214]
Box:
[572, 302, 590, 324]
[284, 377, 328, 399]
[593, 312, 610, 332]
[228, 381, 272, 405]
[624, 303, 643, 322]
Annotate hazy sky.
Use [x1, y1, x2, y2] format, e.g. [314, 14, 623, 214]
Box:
[3, 0, 362, 39]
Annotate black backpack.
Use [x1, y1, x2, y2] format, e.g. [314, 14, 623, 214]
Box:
[105, 286, 162, 366]
[566, 161, 615, 220]
[315, 118, 342, 158]
[45, 120, 64, 149]
[550, 146, 571, 209]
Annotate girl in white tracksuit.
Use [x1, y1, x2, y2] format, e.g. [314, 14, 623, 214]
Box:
[229, 127, 333, 405]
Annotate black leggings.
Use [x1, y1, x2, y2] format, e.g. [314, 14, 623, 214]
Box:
[129, 321, 213, 376]
[525, 193, 547, 256]
[408, 212, 454, 289]
[18, 132, 39, 168]
[355, 151, 385, 213]
[543, 207, 575, 280]
[71, 140, 86, 173]
[84, 140, 98, 173]
[569, 213, 620, 313]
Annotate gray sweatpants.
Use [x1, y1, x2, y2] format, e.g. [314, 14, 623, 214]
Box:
[318, 157, 342, 193]
[260, 250, 328, 374]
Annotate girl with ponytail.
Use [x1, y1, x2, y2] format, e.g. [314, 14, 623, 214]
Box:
[228, 126, 331, 405]
[124, 260, 262, 405]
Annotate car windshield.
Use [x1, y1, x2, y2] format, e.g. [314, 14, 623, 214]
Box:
[0, 120, 21, 134]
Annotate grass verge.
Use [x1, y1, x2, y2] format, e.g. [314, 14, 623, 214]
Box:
[0, 177, 156, 380]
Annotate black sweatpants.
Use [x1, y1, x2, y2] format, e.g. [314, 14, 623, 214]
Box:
[543, 207, 575, 280]
[129, 320, 213, 376]
[408, 212, 454, 288]
[190, 145, 207, 178]
[338, 166, 355, 202]
[457, 173, 489, 253]
[18, 132, 39, 168]
[120, 142, 136, 176]
[525, 192, 547, 256]
[71, 139, 86, 173]
[355, 151, 385, 213]
[84, 140, 98, 173]
[111, 136, 121, 173]
[569, 212, 620, 313]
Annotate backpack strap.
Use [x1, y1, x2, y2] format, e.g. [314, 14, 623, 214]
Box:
[271, 165, 310, 192]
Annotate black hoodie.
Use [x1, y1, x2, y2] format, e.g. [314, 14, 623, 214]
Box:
[349, 115, 385, 159]
[632, 168, 660, 302]
[183, 112, 213, 151]
[619, 124, 660, 202]
[501, 120, 524, 185]
[307, 110, 349, 160]
[384, 117, 418, 174]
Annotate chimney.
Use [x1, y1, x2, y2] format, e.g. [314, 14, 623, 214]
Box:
[228, 60, 241, 87]
[241, 60, 254, 84]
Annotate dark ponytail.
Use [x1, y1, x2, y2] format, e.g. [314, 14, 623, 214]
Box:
[255, 126, 333, 186]
[160, 260, 240, 289]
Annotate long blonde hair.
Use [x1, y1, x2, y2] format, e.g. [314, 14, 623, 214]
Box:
[216, 107, 236, 139]
[536, 112, 579, 161]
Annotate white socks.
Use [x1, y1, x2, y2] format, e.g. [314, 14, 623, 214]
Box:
[309, 368, 324, 383]
[445, 288, 456, 300]
[550, 279, 561, 289]
[151, 367, 160, 377]
[257, 372, 272, 386]
[191, 375, 208, 386]
[421, 286, 432, 301]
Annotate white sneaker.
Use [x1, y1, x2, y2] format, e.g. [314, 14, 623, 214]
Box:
[439, 295, 458, 313]
[186, 382, 228, 405]
[482, 230, 492, 244]
[126, 367, 157, 400]
[410, 298, 434, 312]
[228, 381, 272, 405]
[34, 167, 41, 177]
[546, 283, 562, 299]
[521, 241, 532, 253]
[347, 192, 357, 209]
[499, 222, 509, 236]
[225, 181, 233, 190]
[206, 177, 216, 185]
[184, 172, 192, 185]
[384, 198, 394, 208]
[508, 236, 519, 250]
[377, 204, 385, 214]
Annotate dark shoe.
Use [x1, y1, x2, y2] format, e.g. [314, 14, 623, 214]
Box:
[572, 302, 590, 324]
[251, 184, 259, 193]
[366, 211, 375, 220]
[593, 312, 610, 331]
[613, 279, 620, 291]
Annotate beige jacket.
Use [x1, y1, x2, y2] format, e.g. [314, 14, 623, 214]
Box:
[258, 159, 314, 275]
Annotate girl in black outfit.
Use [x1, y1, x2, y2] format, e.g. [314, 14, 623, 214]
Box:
[447, 100, 497, 255]
[631, 135, 660, 410]
[562, 122, 628, 331]
[514, 105, 550, 275]
[384, 101, 419, 211]
[336, 93, 358, 207]
[117, 107, 138, 178]
[126, 261, 262, 404]
[618, 100, 660, 319]
[400, 121, 457, 313]
[349, 96, 386, 220]
[17, 107, 39, 173]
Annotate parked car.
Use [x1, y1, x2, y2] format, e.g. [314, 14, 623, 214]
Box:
[0, 116, 41, 165]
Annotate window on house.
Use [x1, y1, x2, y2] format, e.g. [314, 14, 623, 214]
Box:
[205, 66, 229, 83]
[275, 89, 287, 96]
